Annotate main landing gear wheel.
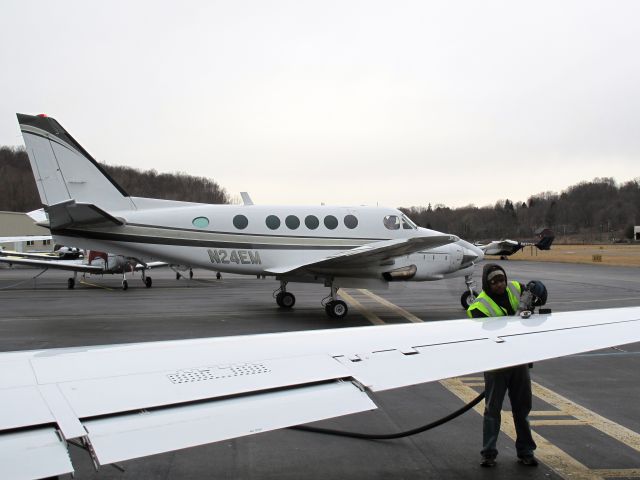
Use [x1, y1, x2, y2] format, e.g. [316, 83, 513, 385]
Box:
[276, 291, 296, 308]
[145, 277, 152, 288]
[325, 300, 348, 319]
[460, 290, 478, 309]
[122, 279, 129, 291]
[176, 272, 181, 280]
[67, 278, 75, 289]
[216, 272, 221, 280]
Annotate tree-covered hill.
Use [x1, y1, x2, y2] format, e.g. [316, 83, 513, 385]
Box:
[401, 177, 640, 243]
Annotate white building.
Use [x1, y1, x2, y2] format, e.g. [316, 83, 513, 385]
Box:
[0, 211, 52, 252]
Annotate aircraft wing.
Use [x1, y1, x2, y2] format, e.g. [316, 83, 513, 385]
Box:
[266, 234, 458, 275]
[1, 306, 639, 479]
[477, 239, 524, 256]
[0, 256, 103, 273]
[0, 250, 64, 260]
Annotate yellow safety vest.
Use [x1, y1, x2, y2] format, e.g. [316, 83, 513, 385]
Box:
[466, 281, 522, 318]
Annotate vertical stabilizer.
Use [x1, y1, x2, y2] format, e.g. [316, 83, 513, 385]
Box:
[16, 114, 136, 211]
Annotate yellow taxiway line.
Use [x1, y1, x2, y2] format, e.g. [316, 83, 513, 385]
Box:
[339, 290, 386, 325]
[357, 289, 424, 323]
[441, 376, 640, 480]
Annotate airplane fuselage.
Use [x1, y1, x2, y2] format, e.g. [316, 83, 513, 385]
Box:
[51, 202, 482, 283]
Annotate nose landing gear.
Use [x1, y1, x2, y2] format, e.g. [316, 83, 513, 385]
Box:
[460, 274, 478, 309]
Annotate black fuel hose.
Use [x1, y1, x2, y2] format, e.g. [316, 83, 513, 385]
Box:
[289, 390, 485, 440]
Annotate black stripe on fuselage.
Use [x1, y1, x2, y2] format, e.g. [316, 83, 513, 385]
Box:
[52, 228, 363, 250]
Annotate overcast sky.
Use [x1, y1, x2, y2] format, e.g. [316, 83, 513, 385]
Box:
[1, 1, 638, 208]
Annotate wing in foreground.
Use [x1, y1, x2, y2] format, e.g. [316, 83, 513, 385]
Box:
[1, 307, 639, 479]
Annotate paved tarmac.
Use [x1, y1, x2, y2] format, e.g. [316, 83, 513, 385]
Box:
[1, 261, 639, 479]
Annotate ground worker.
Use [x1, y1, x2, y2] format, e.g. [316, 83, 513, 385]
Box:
[467, 263, 539, 468]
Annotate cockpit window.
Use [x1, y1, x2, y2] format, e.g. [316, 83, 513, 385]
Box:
[402, 214, 417, 229]
[383, 215, 400, 230]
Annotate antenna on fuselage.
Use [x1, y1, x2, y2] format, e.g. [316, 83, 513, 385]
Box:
[240, 192, 254, 206]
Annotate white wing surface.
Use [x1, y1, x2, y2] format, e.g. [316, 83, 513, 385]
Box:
[266, 234, 458, 275]
[0, 256, 103, 273]
[1, 306, 639, 479]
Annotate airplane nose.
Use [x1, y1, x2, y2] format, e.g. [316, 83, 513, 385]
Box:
[462, 244, 484, 266]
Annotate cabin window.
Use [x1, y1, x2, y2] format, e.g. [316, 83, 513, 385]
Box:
[233, 215, 248, 230]
[324, 215, 338, 230]
[305, 215, 319, 230]
[192, 216, 209, 228]
[285, 215, 300, 230]
[383, 215, 400, 230]
[265, 215, 280, 230]
[26, 240, 35, 246]
[43, 239, 51, 245]
[344, 214, 358, 229]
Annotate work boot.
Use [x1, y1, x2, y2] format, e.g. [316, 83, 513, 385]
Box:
[480, 456, 497, 467]
[518, 455, 539, 466]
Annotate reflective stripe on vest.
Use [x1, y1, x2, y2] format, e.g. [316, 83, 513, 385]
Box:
[466, 281, 522, 318]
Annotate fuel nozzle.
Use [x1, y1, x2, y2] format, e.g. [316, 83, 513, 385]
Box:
[517, 280, 549, 317]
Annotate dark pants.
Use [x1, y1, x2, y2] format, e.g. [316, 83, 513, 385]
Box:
[481, 365, 536, 459]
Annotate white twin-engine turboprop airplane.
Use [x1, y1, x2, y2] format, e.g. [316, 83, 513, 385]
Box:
[16, 113, 484, 318]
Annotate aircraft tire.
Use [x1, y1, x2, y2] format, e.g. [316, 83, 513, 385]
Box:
[122, 280, 129, 291]
[176, 272, 181, 280]
[279, 292, 295, 308]
[216, 272, 221, 280]
[460, 290, 478, 309]
[145, 277, 152, 288]
[67, 278, 75, 289]
[326, 300, 348, 319]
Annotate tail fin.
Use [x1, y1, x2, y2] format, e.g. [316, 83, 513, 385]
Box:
[535, 231, 555, 250]
[17, 113, 135, 211]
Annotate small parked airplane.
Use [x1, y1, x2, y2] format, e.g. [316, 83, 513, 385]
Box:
[15, 113, 484, 317]
[476, 230, 555, 259]
[0, 248, 167, 289]
[0, 305, 639, 479]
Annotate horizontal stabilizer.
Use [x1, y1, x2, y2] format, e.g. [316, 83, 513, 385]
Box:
[45, 200, 124, 230]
